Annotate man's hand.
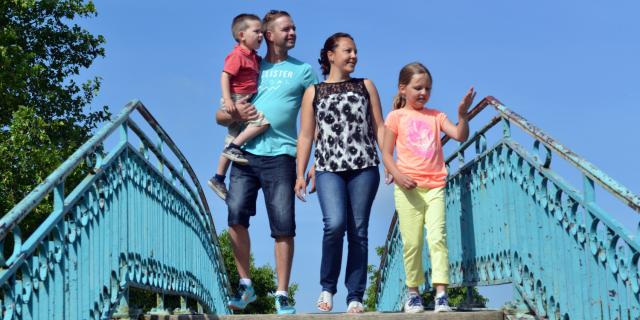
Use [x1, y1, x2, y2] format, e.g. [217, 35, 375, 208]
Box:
[231, 95, 259, 122]
[218, 96, 260, 126]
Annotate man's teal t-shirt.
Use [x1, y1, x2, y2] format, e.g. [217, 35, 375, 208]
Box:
[243, 56, 318, 157]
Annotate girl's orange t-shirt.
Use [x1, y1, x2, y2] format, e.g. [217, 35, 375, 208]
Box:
[385, 107, 448, 189]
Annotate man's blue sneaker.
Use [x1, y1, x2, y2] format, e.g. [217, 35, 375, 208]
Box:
[275, 294, 296, 314]
[227, 284, 257, 310]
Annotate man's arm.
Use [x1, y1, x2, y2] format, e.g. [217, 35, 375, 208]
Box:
[215, 96, 259, 127]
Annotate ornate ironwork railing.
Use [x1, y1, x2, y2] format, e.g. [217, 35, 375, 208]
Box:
[0, 101, 231, 319]
[376, 96, 640, 319]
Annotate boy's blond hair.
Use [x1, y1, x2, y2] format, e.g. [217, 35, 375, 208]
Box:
[231, 13, 261, 42]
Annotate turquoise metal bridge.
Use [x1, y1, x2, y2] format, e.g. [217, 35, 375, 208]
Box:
[1, 97, 638, 319]
[376, 97, 640, 319]
[0, 101, 230, 319]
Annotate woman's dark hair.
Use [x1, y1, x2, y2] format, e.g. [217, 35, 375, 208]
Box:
[318, 32, 354, 77]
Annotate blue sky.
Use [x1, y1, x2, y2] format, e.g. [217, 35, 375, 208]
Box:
[79, 1, 640, 313]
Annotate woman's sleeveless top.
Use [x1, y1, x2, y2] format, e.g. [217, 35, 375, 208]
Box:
[313, 78, 380, 172]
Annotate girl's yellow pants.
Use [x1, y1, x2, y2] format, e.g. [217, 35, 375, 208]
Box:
[394, 186, 449, 287]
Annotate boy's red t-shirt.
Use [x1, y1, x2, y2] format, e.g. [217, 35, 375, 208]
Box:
[223, 44, 260, 94]
[385, 107, 448, 189]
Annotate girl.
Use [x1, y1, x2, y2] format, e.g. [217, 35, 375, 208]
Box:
[381, 62, 475, 313]
[295, 33, 387, 313]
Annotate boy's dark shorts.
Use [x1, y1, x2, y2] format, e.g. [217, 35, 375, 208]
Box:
[226, 153, 296, 238]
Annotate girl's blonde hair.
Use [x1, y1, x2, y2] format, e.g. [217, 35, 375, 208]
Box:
[392, 62, 433, 110]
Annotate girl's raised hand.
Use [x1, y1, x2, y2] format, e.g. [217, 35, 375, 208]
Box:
[294, 177, 308, 202]
[395, 173, 417, 190]
[458, 86, 477, 120]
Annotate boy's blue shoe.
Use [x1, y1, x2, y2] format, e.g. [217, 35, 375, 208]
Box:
[222, 146, 249, 165]
[207, 177, 228, 200]
[275, 294, 296, 314]
[227, 284, 257, 310]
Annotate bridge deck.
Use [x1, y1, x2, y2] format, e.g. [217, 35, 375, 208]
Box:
[144, 310, 504, 319]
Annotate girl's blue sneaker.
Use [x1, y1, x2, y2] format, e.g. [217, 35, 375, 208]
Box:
[434, 292, 452, 312]
[275, 294, 296, 314]
[227, 284, 256, 310]
[404, 293, 424, 313]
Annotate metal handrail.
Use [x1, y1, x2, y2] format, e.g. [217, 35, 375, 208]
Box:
[0, 100, 137, 240]
[444, 96, 639, 212]
[0, 100, 218, 240]
[134, 105, 217, 233]
[486, 96, 640, 212]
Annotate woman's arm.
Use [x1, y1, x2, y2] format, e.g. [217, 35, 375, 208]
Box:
[364, 79, 393, 183]
[294, 85, 316, 201]
[364, 79, 385, 150]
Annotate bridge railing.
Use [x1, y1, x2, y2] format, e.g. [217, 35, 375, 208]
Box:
[376, 96, 640, 319]
[0, 100, 231, 319]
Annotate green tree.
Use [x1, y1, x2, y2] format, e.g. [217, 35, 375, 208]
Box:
[364, 246, 385, 311]
[364, 246, 487, 311]
[0, 0, 109, 235]
[218, 230, 298, 314]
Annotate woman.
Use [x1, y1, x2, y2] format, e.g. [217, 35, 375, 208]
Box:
[294, 32, 386, 313]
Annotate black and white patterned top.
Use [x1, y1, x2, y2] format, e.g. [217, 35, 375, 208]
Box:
[313, 78, 380, 172]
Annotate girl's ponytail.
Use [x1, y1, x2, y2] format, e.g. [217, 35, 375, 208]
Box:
[392, 93, 406, 110]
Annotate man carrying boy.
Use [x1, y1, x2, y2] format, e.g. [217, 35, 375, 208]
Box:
[208, 13, 270, 200]
[215, 10, 317, 314]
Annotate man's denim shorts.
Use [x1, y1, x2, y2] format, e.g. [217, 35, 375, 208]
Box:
[226, 153, 296, 238]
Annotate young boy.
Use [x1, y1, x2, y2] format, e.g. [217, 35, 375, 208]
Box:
[208, 14, 269, 200]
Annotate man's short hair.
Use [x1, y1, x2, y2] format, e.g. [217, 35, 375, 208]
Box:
[231, 13, 261, 42]
[262, 10, 290, 33]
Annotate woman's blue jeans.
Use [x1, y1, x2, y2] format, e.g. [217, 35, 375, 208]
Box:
[316, 166, 380, 304]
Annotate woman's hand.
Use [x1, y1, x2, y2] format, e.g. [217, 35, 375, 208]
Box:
[294, 177, 308, 201]
[384, 168, 394, 185]
[307, 165, 317, 193]
[395, 173, 417, 190]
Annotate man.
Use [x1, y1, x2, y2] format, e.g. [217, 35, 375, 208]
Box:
[215, 10, 317, 314]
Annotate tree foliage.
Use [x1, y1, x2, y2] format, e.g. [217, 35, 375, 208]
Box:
[364, 246, 487, 311]
[218, 230, 298, 314]
[0, 0, 110, 235]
